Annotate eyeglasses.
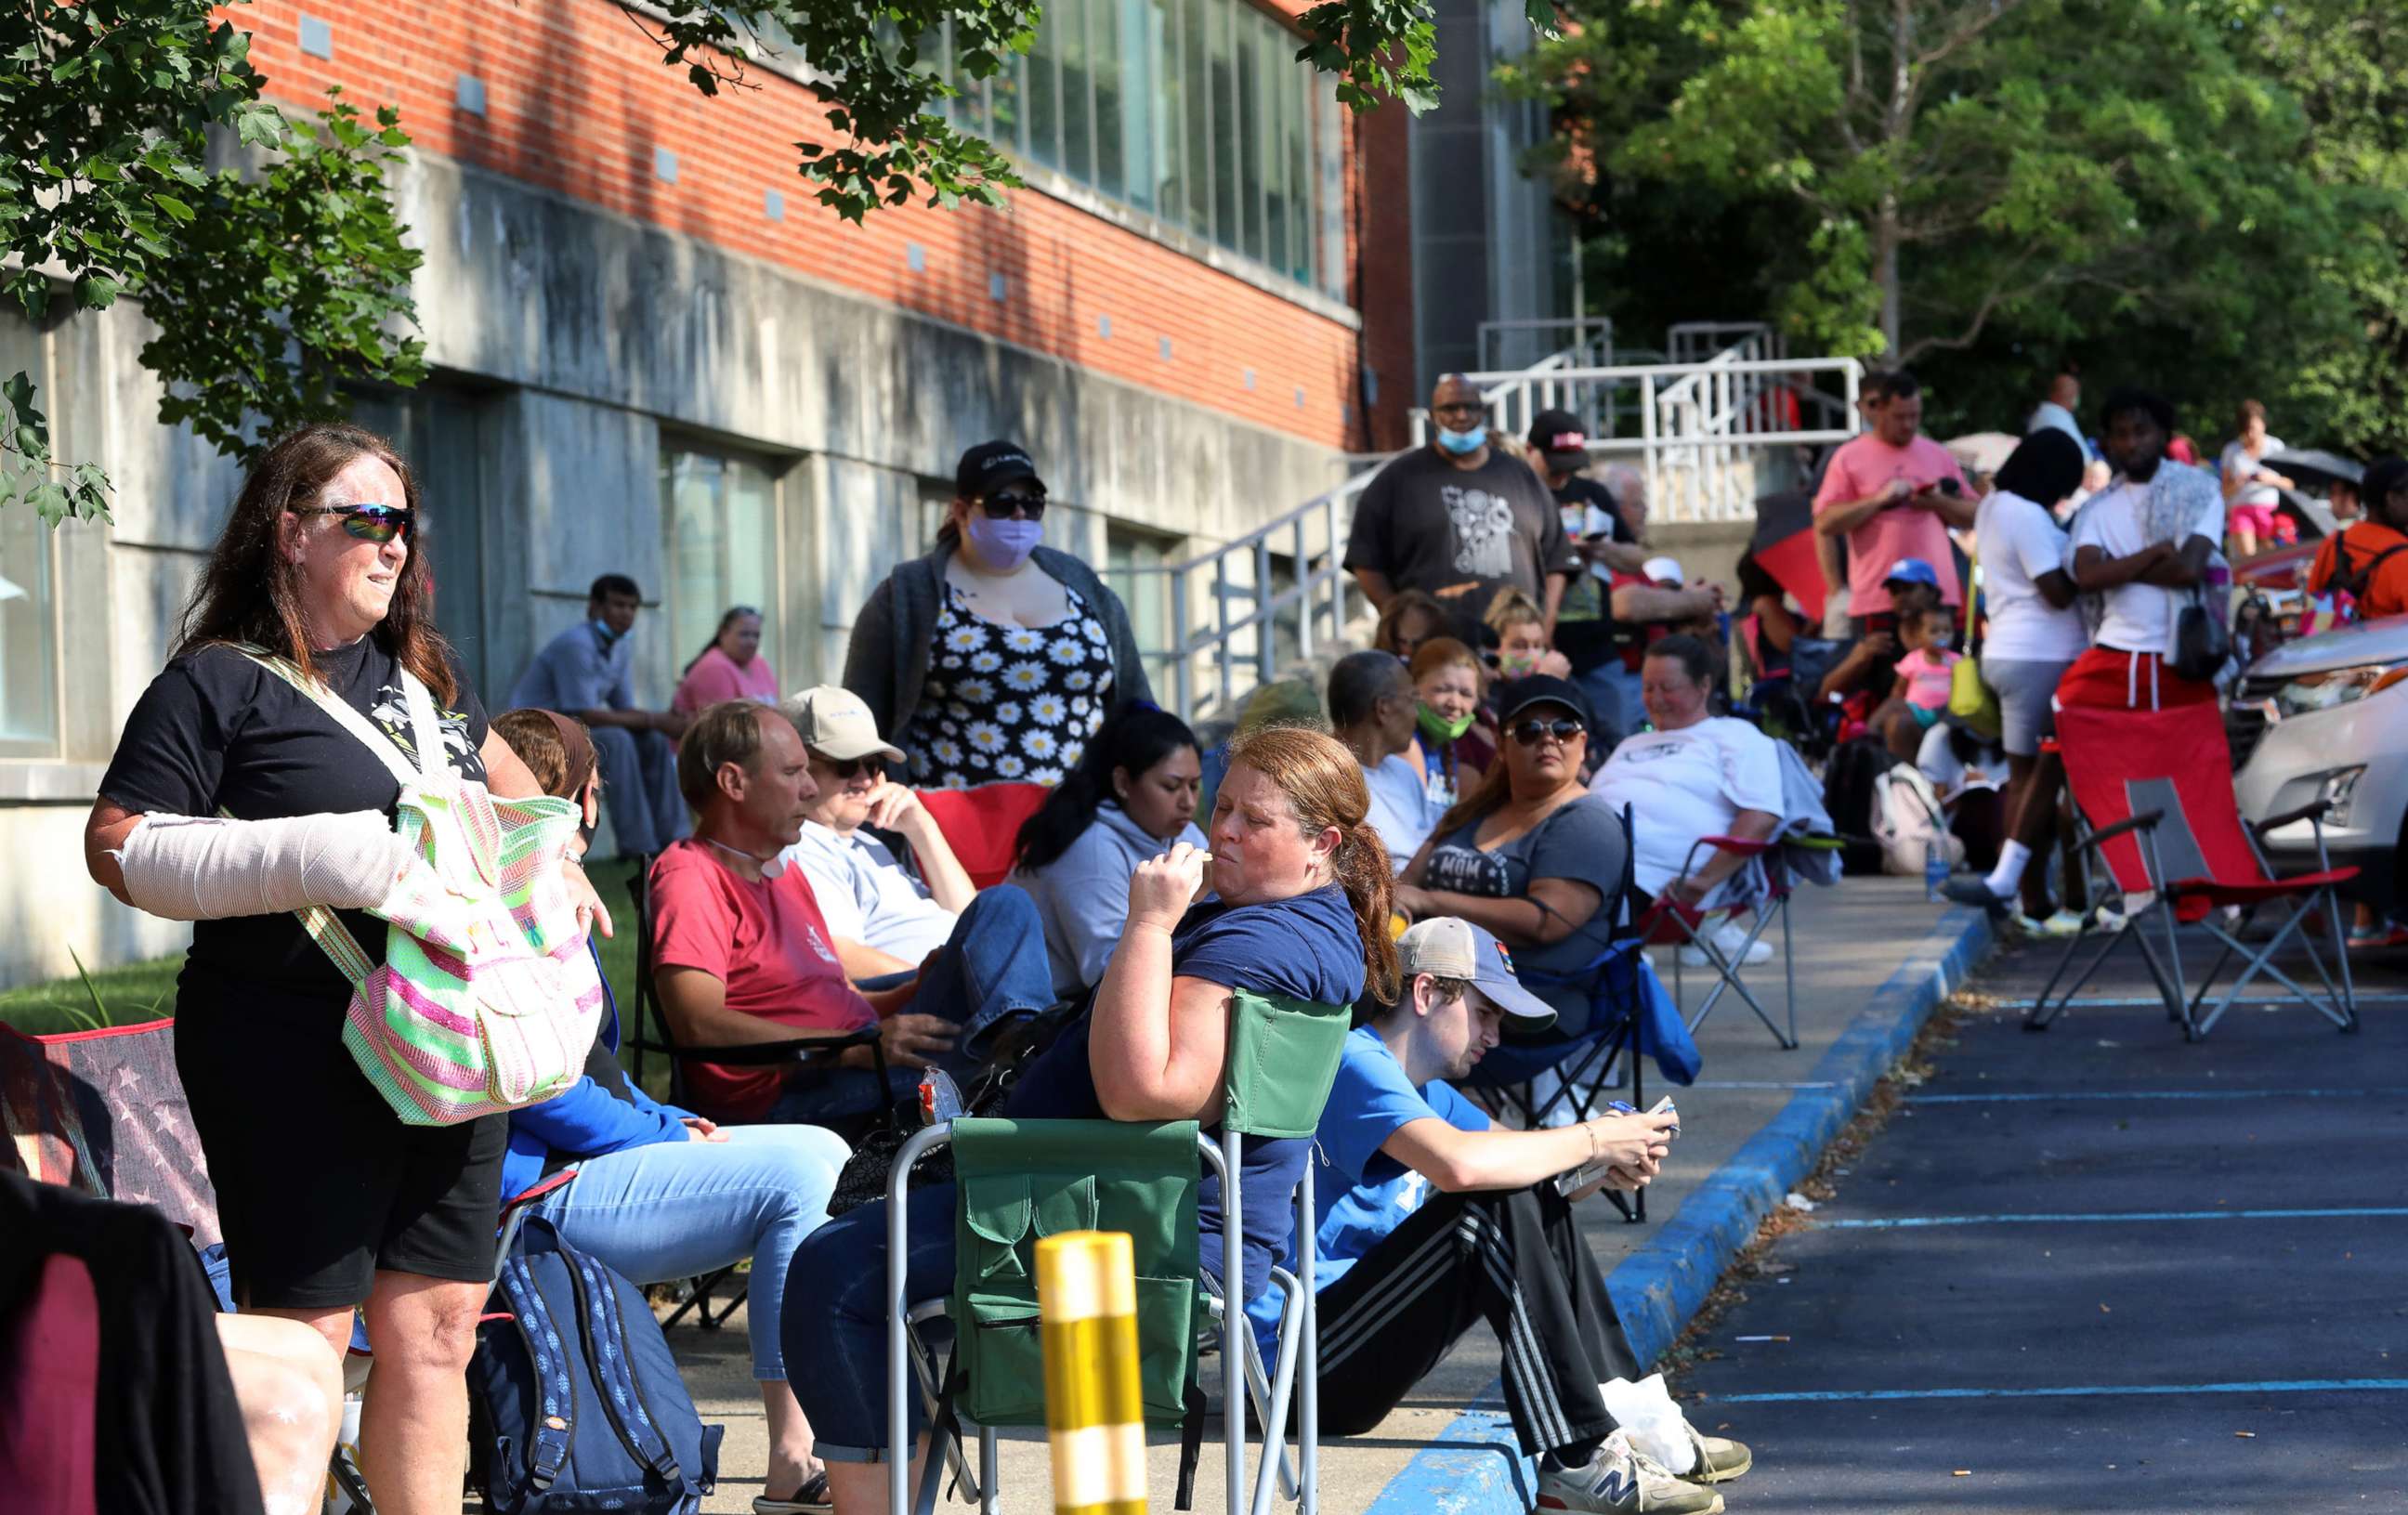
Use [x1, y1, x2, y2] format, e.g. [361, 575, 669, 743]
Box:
[295, 502, 414, 543]
[1507, 717, 1585, 748]
[811, 750, 880, 780]
[978, 490, 1047, 521]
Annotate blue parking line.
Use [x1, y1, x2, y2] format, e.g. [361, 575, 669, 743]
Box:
[1908, 1087, 2408, 1104]
[1822, 1206, 2408, 1230]
[1719, 1378, 2408, 1404]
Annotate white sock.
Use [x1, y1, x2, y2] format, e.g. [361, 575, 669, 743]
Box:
[1983, 841, 2032, 898]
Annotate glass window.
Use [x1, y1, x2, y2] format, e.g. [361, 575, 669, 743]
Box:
[1059, 0, 1094, 182]
[1209, 3, 1241, 254]
[0, 310, 54, 752]
[1027, 3, 1065, 170]
[1181, 0, 1213, 241]
[348, 385, 500, 700]
[660, 448, 779, 688]
[1001, 0, 1338, 294]
[1092, 0, 1125, 202]
[1103, 525, 1175, 681]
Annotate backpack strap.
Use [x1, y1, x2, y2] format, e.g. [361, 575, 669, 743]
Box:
[2337, 541, 2408, 600]
[230, 642, 432, 786]
[569, 1248, 683, 1482]
[229, 643, 442, 989]
[495, 1247, 576, 1491]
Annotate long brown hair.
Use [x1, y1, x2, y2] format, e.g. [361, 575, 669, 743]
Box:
[1224, 725, 1400, 1005]
[174, 422, 456, 706]
[1432, 708, 1589, 838]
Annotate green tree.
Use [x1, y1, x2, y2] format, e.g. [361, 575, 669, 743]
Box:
[1509, 0, 2362, 430]
[1, 1, 425, 523]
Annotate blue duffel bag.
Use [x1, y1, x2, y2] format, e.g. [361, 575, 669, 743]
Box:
[469, 1215, 724, 1513]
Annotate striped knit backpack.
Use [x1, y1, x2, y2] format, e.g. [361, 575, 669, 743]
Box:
[239, 646, 604, 1127]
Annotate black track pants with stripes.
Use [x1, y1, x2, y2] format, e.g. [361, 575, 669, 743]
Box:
[1309, 1181, 1639, 1458]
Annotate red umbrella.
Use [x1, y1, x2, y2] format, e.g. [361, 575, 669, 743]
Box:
[1749, 490, 1827, 622]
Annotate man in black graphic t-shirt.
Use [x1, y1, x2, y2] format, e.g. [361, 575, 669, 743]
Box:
[1346, 374, 1578, 644]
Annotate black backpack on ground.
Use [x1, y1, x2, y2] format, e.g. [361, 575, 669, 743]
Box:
[1822, 736, 1899, 876]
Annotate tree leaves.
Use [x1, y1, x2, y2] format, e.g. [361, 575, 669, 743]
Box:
[0, 3, 423, 523]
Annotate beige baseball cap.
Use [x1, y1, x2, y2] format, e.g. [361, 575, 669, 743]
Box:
[781, 686, 906, 764]
[1395, 917, 1557, 1030]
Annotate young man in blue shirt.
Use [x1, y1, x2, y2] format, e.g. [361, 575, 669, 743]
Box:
[1263, 917, 1750, 1513]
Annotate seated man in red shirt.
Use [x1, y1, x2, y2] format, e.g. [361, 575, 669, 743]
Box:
[648, 700, 1055, 1128]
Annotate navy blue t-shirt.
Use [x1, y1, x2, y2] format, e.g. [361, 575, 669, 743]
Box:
[1007, 883, 1368, 1300]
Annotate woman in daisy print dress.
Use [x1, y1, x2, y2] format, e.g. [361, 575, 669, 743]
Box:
[844, 440, 1155, 787]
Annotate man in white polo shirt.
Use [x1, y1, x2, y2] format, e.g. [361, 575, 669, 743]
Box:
[778, 685, 975, 978]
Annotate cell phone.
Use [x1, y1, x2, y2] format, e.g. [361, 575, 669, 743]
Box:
[1554, 1097, 1680, 1195]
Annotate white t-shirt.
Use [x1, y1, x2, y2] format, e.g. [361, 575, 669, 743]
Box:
[1973, 489, 2088, 662]
[1360, 754, 1437, 876]
[778, 820, 959, 962]
[2072, 478, 2222, 658]
[1916, 722, 2008, 805]
[2219, 438, 2287, 511]
[1589, 717, 1783, 895]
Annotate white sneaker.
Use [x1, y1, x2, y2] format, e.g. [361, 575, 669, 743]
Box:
[1536, 1433, 1722, 1513]
[1678, 922, 1773, 969]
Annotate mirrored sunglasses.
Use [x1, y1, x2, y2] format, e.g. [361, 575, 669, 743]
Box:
[1508, 717, 1585, 748]
[297, 502, 415, 543]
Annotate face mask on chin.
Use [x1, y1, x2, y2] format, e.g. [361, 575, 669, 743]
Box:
[964, 514, 1043, 571]
[1435, 425, 1486, 457]
[1419, 702, 1475, 742]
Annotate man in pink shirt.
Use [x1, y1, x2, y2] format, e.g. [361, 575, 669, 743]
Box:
[1813, 371, 1974, 635]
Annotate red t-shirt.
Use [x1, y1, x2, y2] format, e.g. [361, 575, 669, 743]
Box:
[648, 837, 877, 1120]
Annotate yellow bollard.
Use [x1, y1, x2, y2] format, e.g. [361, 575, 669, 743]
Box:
[1035, 1229, 1147, 1515]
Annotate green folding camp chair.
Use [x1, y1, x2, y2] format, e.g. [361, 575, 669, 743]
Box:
[883, 986, 1352, 1515]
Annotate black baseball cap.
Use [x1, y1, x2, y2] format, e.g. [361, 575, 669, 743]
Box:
[1528, 409, 1590, 464]
[1496, 673, 1594, 733]
[955, 439, 1044, 499]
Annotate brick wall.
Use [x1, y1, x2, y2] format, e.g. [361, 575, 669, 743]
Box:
[239, 1, 1391, 452]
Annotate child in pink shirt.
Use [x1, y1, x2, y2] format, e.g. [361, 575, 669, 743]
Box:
[1890, 606, 1963, 728]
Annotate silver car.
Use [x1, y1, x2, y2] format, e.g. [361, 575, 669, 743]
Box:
[2231, 616, 2408, 909]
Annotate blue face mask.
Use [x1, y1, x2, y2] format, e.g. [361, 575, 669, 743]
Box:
[591, 619, 623, 646]
[1435, 424, 1486, 456]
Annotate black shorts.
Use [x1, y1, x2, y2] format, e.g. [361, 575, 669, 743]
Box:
[175, 967, 506, 1311]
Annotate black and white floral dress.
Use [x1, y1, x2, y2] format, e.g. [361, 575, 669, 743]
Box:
[904, 581, 1116, 789]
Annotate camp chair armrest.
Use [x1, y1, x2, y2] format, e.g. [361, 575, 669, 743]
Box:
[2077, 809, 2167, 853]
[2249, 800, 2330, 839]
[633, 1025, 881, 1067]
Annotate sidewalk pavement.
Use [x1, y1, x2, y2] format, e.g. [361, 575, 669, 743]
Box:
[662, 876, 1992, 1514]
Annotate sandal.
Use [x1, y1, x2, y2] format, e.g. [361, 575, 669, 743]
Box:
[755, 1470, 832, 1515]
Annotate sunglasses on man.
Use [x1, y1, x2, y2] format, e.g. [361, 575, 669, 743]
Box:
[977, 489, 1047, 521]
[811, 750, 883, 780]
[296, 502, 415, 544]
[1507, 716, 1585, 748]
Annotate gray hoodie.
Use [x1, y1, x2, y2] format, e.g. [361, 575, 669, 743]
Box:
[1009, 801, 1209, 1000]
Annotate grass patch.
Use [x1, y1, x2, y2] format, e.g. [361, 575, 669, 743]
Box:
[0, 857, 651, 1053]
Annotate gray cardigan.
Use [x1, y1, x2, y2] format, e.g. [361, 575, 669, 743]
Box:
[842, 542, 1156, 770]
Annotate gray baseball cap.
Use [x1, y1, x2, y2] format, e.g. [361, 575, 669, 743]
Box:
[1395, 917, 1557, 1030]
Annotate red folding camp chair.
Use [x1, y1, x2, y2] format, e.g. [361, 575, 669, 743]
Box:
[2030, 701, 2358, 1040]
[912, 781, 1051, 890]
[1635, 834, 1807, 1051]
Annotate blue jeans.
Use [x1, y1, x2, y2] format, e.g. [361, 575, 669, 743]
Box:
[528, 1124, 850, 1380]
[781, 1182, 958, 1460]
[767, 885, 1055, 1121]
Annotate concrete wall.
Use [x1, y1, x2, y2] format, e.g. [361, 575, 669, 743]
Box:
[0, 150, 1351, 991]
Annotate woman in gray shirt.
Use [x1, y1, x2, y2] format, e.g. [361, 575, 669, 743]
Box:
[1397, 675, 1629, 1032]
[1007, 705, 1207, 999]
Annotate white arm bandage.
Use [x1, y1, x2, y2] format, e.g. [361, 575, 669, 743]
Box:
[114, 811, 412, 921]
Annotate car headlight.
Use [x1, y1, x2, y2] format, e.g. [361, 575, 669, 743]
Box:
[2271, 660, 2408, 717]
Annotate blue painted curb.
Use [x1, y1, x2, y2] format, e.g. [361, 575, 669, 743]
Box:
[1361, 906, 1995, 1515]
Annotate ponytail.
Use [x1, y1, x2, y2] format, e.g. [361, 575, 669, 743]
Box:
[1332, 821, 1400, 1006]
[1014, 702, 1200, 872]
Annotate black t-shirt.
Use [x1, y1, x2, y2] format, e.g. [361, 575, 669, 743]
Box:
[1551, 475, 1626, 673]
[99, 637, 490, 1007]
[1342, 446, 1578, 642]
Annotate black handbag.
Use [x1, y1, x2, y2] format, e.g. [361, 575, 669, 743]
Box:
[2172, 584, 2231, 683]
